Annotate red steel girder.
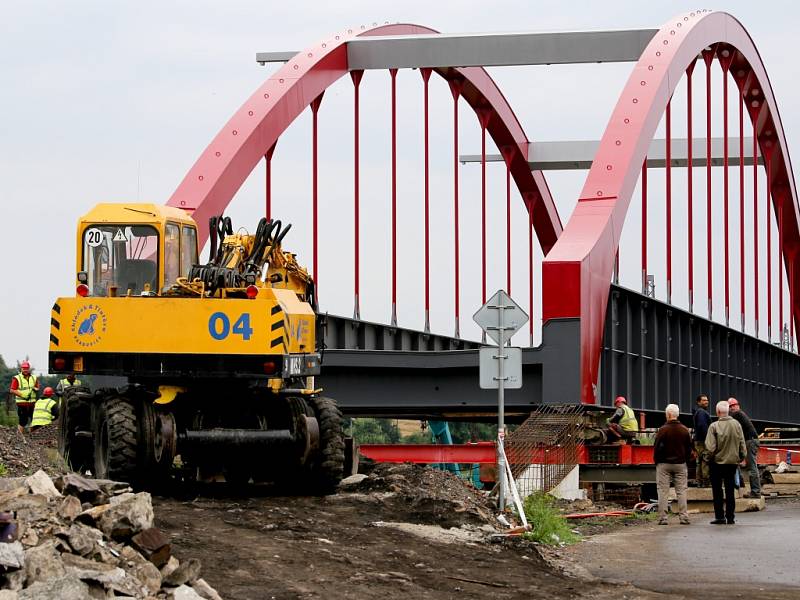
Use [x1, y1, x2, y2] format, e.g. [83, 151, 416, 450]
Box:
[542, 10, 800, 404]
[167, 24, 562, 255]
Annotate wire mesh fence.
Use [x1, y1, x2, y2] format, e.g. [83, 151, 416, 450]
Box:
[505, 404, 584, 497]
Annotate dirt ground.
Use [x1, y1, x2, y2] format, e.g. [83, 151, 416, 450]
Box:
[153, 465, 665, 600]
[0, 424, 66, 477]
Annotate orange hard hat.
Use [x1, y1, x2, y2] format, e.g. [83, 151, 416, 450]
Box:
[614, 396, 627, 405]
[43, 387, 54, 398]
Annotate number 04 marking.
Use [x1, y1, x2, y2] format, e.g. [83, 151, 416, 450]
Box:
[209, 312, 253, 341]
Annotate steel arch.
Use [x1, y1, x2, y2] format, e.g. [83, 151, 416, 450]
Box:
[167, 23, 562, 252]
[542, 10, 800, 404]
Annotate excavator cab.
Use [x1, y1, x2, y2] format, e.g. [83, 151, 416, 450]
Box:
[76, 204, 198, 297]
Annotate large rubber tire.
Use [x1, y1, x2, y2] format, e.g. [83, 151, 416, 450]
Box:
[58, 385, 94, 473]
[307, 396, 345, 495]
[93, 393, 139, 483]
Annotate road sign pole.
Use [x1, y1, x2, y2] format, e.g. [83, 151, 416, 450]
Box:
[473, 289, 528, 513]
[497, 293, 506, 511]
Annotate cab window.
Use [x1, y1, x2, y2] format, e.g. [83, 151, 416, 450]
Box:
[181, 225, 198, 276]
[164, 223, 181, 291]
[82, 225, 159, 296]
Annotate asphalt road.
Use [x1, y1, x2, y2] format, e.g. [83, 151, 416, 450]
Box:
[568, 498, 800, 599]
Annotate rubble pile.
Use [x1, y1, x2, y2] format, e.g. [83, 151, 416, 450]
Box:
[341, 463, 498, 528]
[0, 426, 66, 478]
[0, 471, 222, 599]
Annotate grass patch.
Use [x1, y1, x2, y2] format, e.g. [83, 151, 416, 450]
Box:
[522, 492, 580, 546]
[0, 463, 6, 477]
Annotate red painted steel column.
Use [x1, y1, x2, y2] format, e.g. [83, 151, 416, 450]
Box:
[641, 159, 648, 294]
[779, 190, 784, 347]
[390, 69, 398, 327]
[351, 70, 364, 320]
[500, 146, 515, 296]
[421, 68, 432, 333]
[264, 143, 276, 221]
[788, 254, 796, 352]
[310, 93, 323, 284]
[739, 93, 745, 331]
[722, 61, 730, 326]
[529, 208, 534, 346]
[506, 159, 512, 295]
[449, 79, 462, 338]
[754, 122, 761, 339]
[764, 150, 772, 342]
[666, 101, 672, 304]
[704, 50, 714, 321]
[687, 63, 695, 313]
[478, 109, 491, 306]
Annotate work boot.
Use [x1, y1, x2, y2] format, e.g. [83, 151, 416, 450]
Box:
[709, 519, 726, 525]
[657, 518, 668, 525]
[679, 518, 691, 525]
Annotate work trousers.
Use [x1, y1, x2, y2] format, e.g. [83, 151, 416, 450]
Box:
[656, 463, 688, 521]
[741, 439, 761, 495]
[694, 442, 709, 484]
[710, 462, 737, 522]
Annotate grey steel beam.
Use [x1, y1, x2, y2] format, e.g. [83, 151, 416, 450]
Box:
[580, 466, 656, 484]
[346, 29, 658, 69]
[461, 137, 762, 170]
[256, 51, 298, 64]
[257, 28, 657, 68]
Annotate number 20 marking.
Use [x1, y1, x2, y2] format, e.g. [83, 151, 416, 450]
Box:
[208, 312, 253, 341]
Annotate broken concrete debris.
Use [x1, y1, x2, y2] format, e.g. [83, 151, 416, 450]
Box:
[0, 470, 223, 599]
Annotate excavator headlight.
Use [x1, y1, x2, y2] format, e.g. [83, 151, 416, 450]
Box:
[77, 271, 88, 283]
[245, 273, 256, 285]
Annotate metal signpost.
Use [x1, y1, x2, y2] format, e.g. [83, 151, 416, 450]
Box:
[474, 290, 528, 510]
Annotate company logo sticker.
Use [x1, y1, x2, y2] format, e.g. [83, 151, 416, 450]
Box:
[71, 304, 108, 347]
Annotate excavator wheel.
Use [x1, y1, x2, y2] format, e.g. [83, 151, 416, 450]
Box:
[58, 385, 94, 473]
[93, 392, 139, 483]
[306, 396, 345, 494]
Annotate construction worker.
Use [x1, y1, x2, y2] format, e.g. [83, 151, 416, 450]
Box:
[728, 397, 762, 498]
[607, 396, 639, 443]
[55, 373, 82, 398]
[9, 361, 39, 434]
[30, 387, 59, 431]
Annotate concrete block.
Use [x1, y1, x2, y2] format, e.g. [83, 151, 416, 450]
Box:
[671, 496, 765, 513]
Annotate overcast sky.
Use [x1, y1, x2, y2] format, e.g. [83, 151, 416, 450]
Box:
[2, 1, 799, 373]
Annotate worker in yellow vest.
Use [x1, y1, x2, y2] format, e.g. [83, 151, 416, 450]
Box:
[31, 387, 60, 431]
[55, 373, 82, 398]
[9, 361, 39, 434]
[607, 396, 640, 444]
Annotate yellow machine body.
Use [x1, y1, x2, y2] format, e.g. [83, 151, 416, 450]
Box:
[49, 203, 319, 379]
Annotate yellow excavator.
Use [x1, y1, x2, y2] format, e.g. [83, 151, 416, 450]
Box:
[49, 203, 344, 491]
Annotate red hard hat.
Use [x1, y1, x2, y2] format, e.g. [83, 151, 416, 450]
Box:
[43, 387, 54, 397]
[728, 398, 739, 407]
[20, 361, 30, 369]
[614, 396, 627, 405]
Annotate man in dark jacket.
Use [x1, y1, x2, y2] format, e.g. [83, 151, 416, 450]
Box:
[692, 394, 712, 486]
[728, 397, 761, 498]
[654, 403, 694, 525]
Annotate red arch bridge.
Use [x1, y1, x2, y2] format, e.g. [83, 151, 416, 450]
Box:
[167, 11, 800, 428]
